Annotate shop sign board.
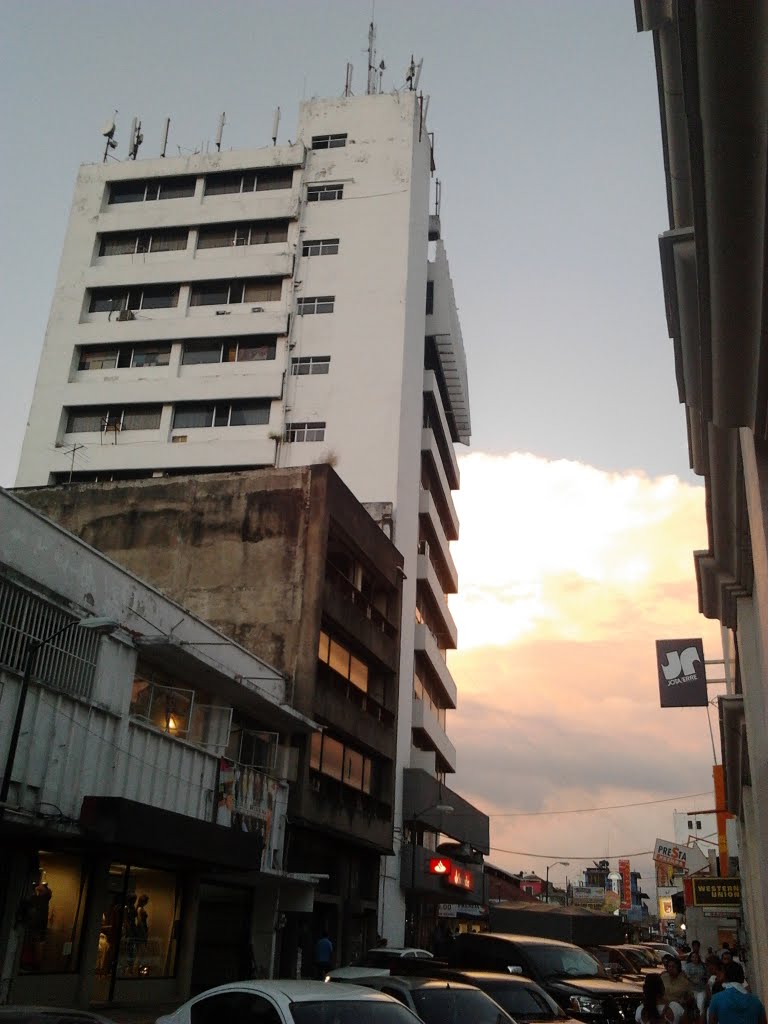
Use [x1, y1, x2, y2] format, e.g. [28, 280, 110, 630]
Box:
[653, 839, 692, 869]
[438, 903, 485, 918]
[691, 877, 741, 908]
[655, 638, 707, 707]
[619, 858, 632, 911]
[427, 857, 474, 891]
[573, 886, 605, 906]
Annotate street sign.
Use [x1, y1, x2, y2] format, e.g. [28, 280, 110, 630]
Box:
[655, 638, 708, 707]
[653, 838, 694, 869]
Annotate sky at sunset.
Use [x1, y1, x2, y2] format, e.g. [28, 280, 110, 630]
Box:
[449, 453, 722, 896]
[0, 2, 723, 905]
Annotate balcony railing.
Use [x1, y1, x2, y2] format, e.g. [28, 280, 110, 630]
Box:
[308, 769, 392, 824]
[325, 564, 397, 638]
[316, 663, 395, 728]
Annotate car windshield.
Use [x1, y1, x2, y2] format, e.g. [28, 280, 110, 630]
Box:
[525, 945, 605, 980]
[486, 985, 566, 1019]
[628, 948, 658, 968]
[412, 988, 513, 1024]
[291, 1001, 418, 1024]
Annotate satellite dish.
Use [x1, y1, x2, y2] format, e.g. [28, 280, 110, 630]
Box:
[101, 119, 116, 139]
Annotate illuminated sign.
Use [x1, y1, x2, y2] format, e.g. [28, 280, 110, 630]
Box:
[448, 866, 474, 891]
[691, 878, 741, 908]
[619, 858, 632, 911]
[653, 838, 692, 869]
[429, 858, 451, 875]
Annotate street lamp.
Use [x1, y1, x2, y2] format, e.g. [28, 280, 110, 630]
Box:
[409, 802, 454, 946]
[545, 860, 570, 903]
[0, 615, 120, 805]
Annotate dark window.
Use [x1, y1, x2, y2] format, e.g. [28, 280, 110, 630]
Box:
[290, 356, 330, 375]
[88, 285, 179, 313]
[254, 167, 294, 190]
[688, 820, 693, 830]
[100, 229, 187, 256]
[696, 820, 702, 829]
[307, 183, 343, 202]
[190, 991, 281, 1024]
[173, 400, 270, 429]
[79, 343, 171, 369]
[296, 296, 334, 315]
[285, 421, 325, 442]
[205, 168, 293, 197]
[291, 1004, 417, 1024]
[108, 177, 195, 204]
[426, 280, 434, 315]
[66, 405, 162, 432]
[189, 278, 282, 305]
[302, 238, 339, 257]
[182, 337, 277, 364]
[311, 133, 348, 150]
[196, 220, 289, 250]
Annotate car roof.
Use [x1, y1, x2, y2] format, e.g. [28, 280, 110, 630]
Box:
[191, 981, 396, 1002]
[357, 976, 479, 992]
[459, 932, 578, 948]
[424, 969, 543, 986]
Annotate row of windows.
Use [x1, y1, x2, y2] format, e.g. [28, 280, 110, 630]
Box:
[88, 277, 283, 313]
[65, 403, 327, 440]
[310, 731, 373, 794]
[98, 220, 290, 257]
[318, 629, 369, 694]
[98, 226, 340, 261]
[108, 167, 294, 205]
[75, 339, 331, 372]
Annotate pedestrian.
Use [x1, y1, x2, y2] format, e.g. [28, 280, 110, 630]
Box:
[313, 929, 334, 979]
[709, 963, 766, 1024]
[664, 957, 694, 1006]
[706, 958, 726, 1013]
[636, 973, 683, 1024]
[687, 941, 702, 963]
[683, 951, 707, 1015]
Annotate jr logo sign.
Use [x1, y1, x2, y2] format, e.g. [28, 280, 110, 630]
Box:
[655, 639, 708, 707]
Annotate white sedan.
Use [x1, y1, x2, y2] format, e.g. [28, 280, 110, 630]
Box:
[326, 947, 433, 981]
[156, 979, 422, 1024]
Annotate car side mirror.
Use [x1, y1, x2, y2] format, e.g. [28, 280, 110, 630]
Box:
[507, 966, 524, 975]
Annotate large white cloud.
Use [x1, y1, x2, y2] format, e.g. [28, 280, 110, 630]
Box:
[445, 453, 722, 900]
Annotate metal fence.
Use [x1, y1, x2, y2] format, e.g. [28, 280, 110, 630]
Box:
[0, 577, 98, 700]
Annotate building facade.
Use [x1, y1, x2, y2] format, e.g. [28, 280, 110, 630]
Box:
[17, 465, 406, 967]
[16, 86, 476, 941]
[635, 0, 768, 996]
[0, 489, 317, 1008]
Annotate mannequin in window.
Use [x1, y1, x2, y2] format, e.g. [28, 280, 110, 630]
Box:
[123, 894, 139, 974]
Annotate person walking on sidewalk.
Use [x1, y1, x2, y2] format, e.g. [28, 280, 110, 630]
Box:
[709, 963, 766, 1024]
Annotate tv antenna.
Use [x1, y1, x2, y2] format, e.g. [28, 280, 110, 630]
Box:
[128, 117, 143, 159]
[215, 112, 226, 151]
[366, 22, 377, 94]
[160, 117, 171, 157]
[56, 442, 86, 483]
[272, 107, 280, 146]
[101, 111, 118, 162]
[343, 62, 354, 97]
[406, 55, 423, 92]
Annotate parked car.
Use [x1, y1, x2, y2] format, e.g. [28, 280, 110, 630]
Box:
[641, 942, 679, 960]
[156, 980, 422, 1024]
[443, 932, 643, 1023]
[0, 1012, 116, 1024]
[586, 947, 644, 982]
[326, 947, 433, 981]
[390, 964, 584, 1024]
[341, 975, 515, 1024]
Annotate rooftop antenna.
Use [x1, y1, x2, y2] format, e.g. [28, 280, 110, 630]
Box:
[378, 59, 385, 93]
[366, 21, 377, 94]
[344, 62, 354, 97]
[272, 107, 280, 146]
[100, 111, 118, 162]
[160, 117, 171, 158]
[215, 112, 226, 152]
[128, 117, 143, 160]
[406, 56, 423, 92]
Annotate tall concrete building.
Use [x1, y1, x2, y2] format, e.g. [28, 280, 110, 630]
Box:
[16, 85, 485, 942]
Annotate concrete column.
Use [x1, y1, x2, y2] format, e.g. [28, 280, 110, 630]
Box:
[0, 851, 30, 1004]
[174, 872, 201, 1002]
[74, 856, 110, 1008]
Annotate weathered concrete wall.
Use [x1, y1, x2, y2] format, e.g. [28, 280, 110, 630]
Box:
[17, 468, 326, 716]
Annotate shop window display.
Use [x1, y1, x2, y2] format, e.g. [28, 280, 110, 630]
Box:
[19, 851, 88, 973]
[96, 864, 181, 986]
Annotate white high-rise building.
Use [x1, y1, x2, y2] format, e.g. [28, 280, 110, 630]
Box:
[17, 87, 478, 941]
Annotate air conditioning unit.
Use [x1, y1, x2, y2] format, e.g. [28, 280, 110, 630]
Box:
[117, 309, 135, 321]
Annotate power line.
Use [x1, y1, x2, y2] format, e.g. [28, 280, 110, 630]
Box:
[486, 791, 712, 818]
[488, 845, 656, 861]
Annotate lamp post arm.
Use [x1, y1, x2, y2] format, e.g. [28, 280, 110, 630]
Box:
[0, 620, 79, 806]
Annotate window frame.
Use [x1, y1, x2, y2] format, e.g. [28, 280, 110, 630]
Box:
[108, 176, 196, 204]
[290, 356, 330, 375]
[189, 278, 283, 306]
[181, 337, 278, 365]
[284, 421, 326, 442]
[65, 404, 163, 433]
[306, 183, 344, 202]
[172, 400, 271, 429]
[311, 133, 348, 150]
[296, 296, 335, 316]
[302, 238, 339, 257]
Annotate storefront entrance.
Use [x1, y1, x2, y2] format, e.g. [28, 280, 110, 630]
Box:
[191, 883, 253, 993]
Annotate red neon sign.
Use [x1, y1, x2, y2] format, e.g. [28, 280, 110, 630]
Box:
[429, 857, 452, 875]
